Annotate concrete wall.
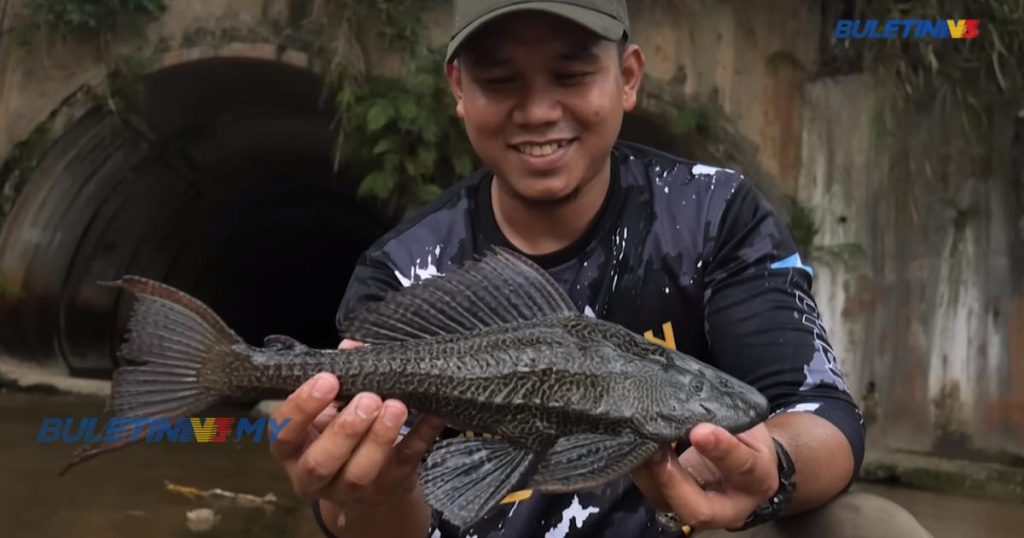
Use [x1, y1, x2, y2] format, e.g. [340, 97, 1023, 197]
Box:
[1, 0, 1021, 458]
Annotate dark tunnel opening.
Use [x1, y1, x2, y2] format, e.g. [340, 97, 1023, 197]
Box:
[0, 57, 392, 377]
[0, 56, 700, 379]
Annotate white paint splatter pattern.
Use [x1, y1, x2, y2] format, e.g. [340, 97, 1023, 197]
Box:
[543, 495, 600, 538]
[787, 402, 822, 413]
[393, 244, 446, 287]
[691, 163, 722, 176]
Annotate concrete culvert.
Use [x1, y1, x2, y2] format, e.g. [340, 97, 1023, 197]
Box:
[0, 57, 391, 378]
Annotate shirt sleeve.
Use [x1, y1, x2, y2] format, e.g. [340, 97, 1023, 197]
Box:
[701, 177, 865, 476]
[334, 250, 404, 333]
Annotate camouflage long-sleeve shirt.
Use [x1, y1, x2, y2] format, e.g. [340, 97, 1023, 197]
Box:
[322, 141, 863, 538]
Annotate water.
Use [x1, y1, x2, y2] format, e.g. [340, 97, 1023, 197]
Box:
[0, 391, 320, 537]
[1, 390, 1022, 537]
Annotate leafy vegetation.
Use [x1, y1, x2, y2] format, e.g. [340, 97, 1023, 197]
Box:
[330, 50, 476, 218]
[782, 195, 867, 270]
[324, 0, 477, 218]
[669, 101, 721, 137]
[13, 0, 166, 43]
[825, 0, 1024, 159]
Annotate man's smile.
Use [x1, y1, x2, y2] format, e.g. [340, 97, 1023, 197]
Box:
[509, 138, 578, 170]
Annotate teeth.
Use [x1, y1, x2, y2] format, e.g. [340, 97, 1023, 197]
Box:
[516, 141, 569, 157]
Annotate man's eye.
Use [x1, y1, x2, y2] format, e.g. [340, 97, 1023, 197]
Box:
[556, 73, 591, 83]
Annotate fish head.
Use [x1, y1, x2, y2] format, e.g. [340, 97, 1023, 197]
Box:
[653, 347, 770, 437]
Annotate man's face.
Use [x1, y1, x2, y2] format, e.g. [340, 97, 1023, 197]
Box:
[446, 12, 644, 205]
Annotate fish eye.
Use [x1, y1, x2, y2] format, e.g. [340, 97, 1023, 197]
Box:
[690, 379, 704, 394]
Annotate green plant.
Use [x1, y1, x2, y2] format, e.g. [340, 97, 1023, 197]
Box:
[826, 0, 1024, 160]
[324, 0, 476, 218]
[0, 118, 55, 223]
[331, 50, 476, 218]
[669, 101, 721, 136]
[781, 195, 867, 270]
[14, 0, 166, 43]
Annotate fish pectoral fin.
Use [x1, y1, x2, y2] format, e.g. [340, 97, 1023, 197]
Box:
[421, 437, 539, 530]
[262, 334, 307, 351]
[527, 434, 659, 493]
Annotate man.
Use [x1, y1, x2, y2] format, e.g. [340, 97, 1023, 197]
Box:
[270, 1, 932, 537]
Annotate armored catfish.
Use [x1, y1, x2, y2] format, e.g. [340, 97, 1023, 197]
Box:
[61, 248, 769, 529]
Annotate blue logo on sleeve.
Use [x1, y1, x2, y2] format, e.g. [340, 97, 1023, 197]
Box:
[770, 253, 814, 277]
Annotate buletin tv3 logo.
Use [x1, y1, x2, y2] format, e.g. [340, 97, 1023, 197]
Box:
[486, 322, 679, 506]
[834, 19, 980, 40]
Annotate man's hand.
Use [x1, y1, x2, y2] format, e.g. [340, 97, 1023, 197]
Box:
[269, 339, 447, 537]
[631, 422, 779, 531]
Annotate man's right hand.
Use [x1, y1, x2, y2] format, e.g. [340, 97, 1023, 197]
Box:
[269, 339, 447, 537]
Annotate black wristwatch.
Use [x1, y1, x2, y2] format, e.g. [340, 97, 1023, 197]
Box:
[739, 437, 797, 530]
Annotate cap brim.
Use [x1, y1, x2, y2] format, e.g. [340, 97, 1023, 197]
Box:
[446, 2, 626, 63]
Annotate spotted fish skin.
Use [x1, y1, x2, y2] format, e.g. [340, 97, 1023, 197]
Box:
[61, 248, 768, 529]
[231, 315, 765, 451]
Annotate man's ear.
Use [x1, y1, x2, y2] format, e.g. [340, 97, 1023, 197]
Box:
[445, 62, 466, 118]
[620, 44, 645, 113]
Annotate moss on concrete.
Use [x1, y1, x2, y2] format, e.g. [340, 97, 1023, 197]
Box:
[860, 451, 1024, 503]
[0, 86, 106, 227]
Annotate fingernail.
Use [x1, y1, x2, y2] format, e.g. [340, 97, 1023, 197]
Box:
[382, 404, 407, 428]
[309, 374, 331, 399]
[355, 395, 380, 419]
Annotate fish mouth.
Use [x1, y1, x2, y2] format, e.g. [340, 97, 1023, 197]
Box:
[722, 397, 771, 435]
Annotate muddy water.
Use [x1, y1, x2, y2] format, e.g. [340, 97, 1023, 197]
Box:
[1, 390, 1022, 537]
[852, 483, 1024, 538]
[0, 391, 320, 537]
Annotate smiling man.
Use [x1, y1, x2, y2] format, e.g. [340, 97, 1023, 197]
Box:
[268, 2, 932, 537]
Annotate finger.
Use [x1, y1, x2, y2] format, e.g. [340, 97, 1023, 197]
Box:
[270, 373, 340, 461]
[645, 446, 720, 529]
[382, 414, 447, 480]
[331, 399, 408, 493]
[690, 424, 772, 492]
[339, 339, 366, 350]
[630, 457, 671, 512]
[677, 446, 722, 490]
[312, 403, 341, 432]
[292, 392, 383, 496]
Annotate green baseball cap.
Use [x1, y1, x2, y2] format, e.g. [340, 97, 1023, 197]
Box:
[446, 0, 630, 63]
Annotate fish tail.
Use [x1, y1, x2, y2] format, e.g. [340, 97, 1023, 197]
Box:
[59, 276, 247, 475]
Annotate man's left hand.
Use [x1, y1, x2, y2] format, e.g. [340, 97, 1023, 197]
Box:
[631, 422, 779, 531]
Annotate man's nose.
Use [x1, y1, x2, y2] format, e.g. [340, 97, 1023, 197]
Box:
[511, 82, 563, 127]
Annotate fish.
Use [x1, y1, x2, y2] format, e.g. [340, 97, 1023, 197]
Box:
[60, 248, 769, 529]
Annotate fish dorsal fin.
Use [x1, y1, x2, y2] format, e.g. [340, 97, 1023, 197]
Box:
[263, 334, 306, 351]
[342, 247, 577, 344]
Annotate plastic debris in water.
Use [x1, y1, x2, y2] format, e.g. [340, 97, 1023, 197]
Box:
[185, 508, 220, 533]
[166, 481, 277, 512]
